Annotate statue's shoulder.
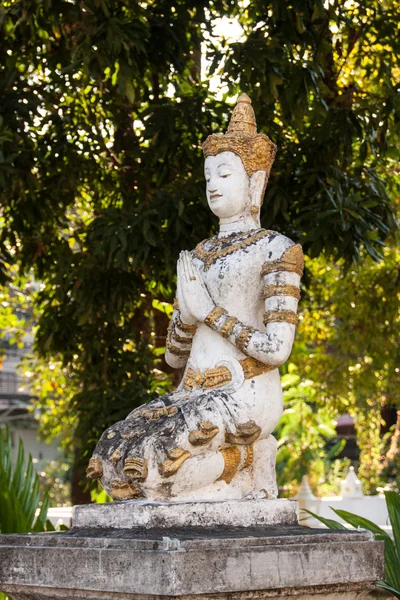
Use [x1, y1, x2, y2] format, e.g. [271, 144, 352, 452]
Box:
[260, 231, 304, 276]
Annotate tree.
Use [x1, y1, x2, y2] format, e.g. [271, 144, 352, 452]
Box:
[0, 0, 398, 500]
[290, 226, 400, 493]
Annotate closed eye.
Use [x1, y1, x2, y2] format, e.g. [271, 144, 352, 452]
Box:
[220, 173, 231, 178]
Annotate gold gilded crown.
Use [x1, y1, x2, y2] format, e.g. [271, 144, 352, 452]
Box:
[202, 93, 277, 181]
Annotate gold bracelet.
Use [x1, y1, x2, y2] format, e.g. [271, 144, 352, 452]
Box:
[220, 316, 239, 338]
[176, 314, 197, 335]
[204, 306, 228, 330]
[171, 324, 192, 345]
[235, 326, 256, 354]
[166, 340, 191, 357]
[263, 284, 301, 300]
[263, 310, 298, 325]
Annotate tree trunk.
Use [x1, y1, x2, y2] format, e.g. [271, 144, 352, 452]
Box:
[71, 445, 92, 505]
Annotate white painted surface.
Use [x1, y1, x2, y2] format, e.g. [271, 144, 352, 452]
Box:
[317, 495, 389, 527]
[340, 466, 364, 498]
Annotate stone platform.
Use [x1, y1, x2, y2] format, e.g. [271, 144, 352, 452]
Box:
[72, 497, 298, 529]
[0, 499, 385, 600]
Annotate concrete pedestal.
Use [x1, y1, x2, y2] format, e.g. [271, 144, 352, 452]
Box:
[0, 499, 384, 600]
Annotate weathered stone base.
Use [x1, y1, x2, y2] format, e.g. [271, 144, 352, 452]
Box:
[72, 498, 299, 529]
[0, 521, 384, 599]
[0, 582, 376, 600]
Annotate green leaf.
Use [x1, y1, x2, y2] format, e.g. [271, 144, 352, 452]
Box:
[377, 582, 400, 600]
[125, 81, 135, 104]
[302, 509, 347, 530]
[331, 508, 390, 538]
[385, 491, 400, 560]
[0, 426, 51, 534]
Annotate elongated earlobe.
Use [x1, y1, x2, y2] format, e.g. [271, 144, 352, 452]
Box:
[249, 171, 266, 214]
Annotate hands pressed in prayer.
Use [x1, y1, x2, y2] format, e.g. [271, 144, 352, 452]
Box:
[177, 251, 215, 324]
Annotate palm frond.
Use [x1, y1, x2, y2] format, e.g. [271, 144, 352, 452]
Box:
[0, 426, 51, 534]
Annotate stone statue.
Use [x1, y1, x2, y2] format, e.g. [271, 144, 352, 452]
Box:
[87, 93, 303, 502]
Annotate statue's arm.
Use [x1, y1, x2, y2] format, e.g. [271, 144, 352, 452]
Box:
[203, 243, 303, 367]
[165, 301, 197, 369]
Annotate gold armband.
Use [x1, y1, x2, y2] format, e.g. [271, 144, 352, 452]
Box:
[261, 244, 304, 277]
[204, 306, 228, 330]
[166, 340, 191, 357]
[263, 310, 298, 325]
[263, 284, 301, 300]
[170, 324, 192, 345]
[176, 314, 197, 336]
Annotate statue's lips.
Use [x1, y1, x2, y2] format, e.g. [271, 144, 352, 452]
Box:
[210, 193, 223, 201]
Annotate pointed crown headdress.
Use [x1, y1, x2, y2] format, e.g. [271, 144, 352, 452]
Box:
[202, 93, 277, 184]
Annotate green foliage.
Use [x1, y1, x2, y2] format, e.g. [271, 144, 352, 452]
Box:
[305, 491, 400, 598]
[0, 426, 52, 534]
[292, 232, 400, 493]
[276, 366, 348, 497]
[223, 0, 399, 260]
[0, 0, 399, 496]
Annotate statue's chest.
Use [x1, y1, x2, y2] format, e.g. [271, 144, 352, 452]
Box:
[193, 245, 264, 310]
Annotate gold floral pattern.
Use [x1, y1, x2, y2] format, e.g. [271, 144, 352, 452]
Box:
[183, 366, 232, 391]
[182, 356, 273, 392]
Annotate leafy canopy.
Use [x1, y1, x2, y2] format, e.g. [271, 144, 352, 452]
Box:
[0, 0, 399, 497]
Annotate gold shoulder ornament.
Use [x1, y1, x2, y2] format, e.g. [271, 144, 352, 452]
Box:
[261, 243, 304, 277]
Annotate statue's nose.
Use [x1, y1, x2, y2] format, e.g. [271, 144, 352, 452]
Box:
[209, 187, 217, 193]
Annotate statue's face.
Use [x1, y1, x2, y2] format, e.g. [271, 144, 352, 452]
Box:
[204, 152, 250, 219]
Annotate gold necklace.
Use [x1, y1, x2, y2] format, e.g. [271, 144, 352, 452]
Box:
[194, 229, 272, 271]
